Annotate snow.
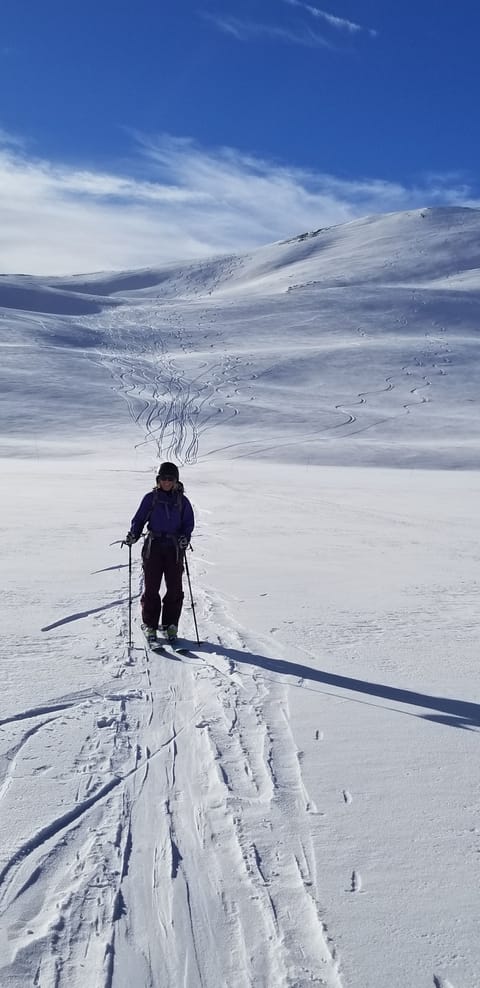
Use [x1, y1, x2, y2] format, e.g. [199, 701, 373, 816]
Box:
[1, 206, 480, 988]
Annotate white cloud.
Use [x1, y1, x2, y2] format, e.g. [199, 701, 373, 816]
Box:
[306, 7, 361, 32]
[0, 126, 27, 149]
[283, 0, 377, 38]
[202, 13, 331, 48]
[0, 135, 477, 276]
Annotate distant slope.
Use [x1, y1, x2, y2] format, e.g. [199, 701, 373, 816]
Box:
[0, 275, 121, 315]
[1, 206, 479, 467]
[42, 205, 480, 302]
[2, 207, 480, 312]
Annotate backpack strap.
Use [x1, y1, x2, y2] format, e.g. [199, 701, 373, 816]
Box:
[144, 488, 159, 530]
[145, 486, 185, 528]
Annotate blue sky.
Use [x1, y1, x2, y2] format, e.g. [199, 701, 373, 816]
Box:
[1, 0, 479, 273]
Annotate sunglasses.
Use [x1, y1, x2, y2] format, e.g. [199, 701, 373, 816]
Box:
[158, 476, 175, 482]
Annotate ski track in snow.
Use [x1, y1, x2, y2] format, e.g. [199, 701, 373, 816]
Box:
[115, 637, 339, 987]
[0, 450, 341, 988]
[86, 299, 451, 468]
[0, 590, 341, 987]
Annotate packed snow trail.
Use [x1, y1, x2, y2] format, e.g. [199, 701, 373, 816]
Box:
[0, 574, 341, 988]
[111, 611, 341, 988]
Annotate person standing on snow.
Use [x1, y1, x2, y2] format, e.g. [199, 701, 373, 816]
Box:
[124, 462, 195, 644]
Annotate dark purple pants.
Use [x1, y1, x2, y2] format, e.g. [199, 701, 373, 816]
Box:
[141, 539, 184, 630]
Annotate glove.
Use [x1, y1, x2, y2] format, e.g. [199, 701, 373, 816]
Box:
[178, 535, 190, 550]
[124, 531, 137, 546]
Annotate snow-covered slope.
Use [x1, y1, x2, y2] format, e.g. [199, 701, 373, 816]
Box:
[4, 205, 480, 302]
[2, 206, 480, 468]
[1, 207, 480, 988]
[61, 204, 480, 295]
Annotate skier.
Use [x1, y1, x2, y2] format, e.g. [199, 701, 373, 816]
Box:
[124, 462, 195, 645]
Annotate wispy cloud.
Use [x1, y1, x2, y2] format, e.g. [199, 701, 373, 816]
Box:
[0, 126, 27, 149]
[283, 0, 378, 38]
[202, 13, 331, 48]
[0, 134, 477, 276]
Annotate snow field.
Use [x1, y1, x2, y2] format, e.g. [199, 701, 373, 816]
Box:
[1, 207, 480, 986]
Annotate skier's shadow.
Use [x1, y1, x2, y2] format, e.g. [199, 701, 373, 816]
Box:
[91, 564, 129, 575]
[41, 595, 141, 632]
[205, 644, 480, 731]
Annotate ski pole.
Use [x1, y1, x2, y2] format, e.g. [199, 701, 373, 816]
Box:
[114, 538, 134, 651]
[184, 549, 200, 645]
[127, 542, 133, 650]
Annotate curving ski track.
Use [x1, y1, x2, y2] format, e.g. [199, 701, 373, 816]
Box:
[93, 319, 446, 466]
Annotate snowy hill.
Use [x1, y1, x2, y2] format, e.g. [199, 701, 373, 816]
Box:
[2, 205, 480, 468]
[56, 204, 480, 296]
[1, 207, 480, 988]
[3, 205, 480, 303]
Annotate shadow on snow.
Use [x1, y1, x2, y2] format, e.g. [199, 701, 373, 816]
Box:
[205, 644, 480, 731]
[41, 595, 140, 632]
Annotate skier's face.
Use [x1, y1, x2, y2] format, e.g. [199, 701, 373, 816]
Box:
[158, 477, 175, 490]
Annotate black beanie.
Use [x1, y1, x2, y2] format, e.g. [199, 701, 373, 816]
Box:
[157, 461, 179, 482]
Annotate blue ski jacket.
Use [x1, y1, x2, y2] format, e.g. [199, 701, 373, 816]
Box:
[130, 487, 194, 542]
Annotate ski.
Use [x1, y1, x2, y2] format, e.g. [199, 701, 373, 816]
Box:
[142, 626, 203, 658]
[159, 637, 191, 655]
[157, 643, 205, 666]
[150, 637, 202, 657]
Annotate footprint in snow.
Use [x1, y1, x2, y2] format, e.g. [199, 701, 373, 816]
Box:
[349, 870, 362, 893]
[97, 716, 117, 728]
